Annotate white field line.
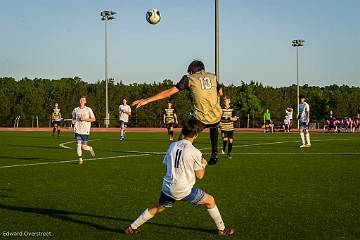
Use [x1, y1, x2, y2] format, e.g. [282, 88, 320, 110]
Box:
[59, 139, 101, 149]
[1, 138, 355, 169]
[198, 138, 351, 151]
[217, 152, 360, 155]
[0, 153, 151, 169]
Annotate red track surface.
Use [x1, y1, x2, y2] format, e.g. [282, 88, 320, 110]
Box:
[0, 127, 324, 133]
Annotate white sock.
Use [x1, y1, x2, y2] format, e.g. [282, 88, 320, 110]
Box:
[305, 133, 311, 145]
[77, 144, 82, 158]
[120, 130, 124, 137]
[300, 132, 305, 145]
[207, 205, 225, 231]
[130, 209, 154, 229]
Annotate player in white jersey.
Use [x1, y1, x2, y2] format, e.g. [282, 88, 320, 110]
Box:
[118, 98, 131, 141]
[72, 96, 96, 164]
[284, 107, 293, 132]
[124, 119, 234, 236]
[298, 95, 311, 148]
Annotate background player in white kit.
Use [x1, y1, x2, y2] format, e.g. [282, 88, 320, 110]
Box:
[284, 107, 293, 132]
[124, 119, 234, 236]
[119, 98, 131, 141]
[72, 96, 96, 164]
[298, 95, 311, 148]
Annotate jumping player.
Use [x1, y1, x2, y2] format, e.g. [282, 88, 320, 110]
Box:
[124, 119, 234, 236]
[119, 98, 131, 141]
[298, 95, 311, 148]
[163, 102, 178, 141]
[72, 96, 96, 164]
[220, 96, 237, 159]
[132, 60, 223, 165]
[51, 103, 62, 137]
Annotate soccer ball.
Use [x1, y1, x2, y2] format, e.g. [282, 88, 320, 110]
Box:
[146, 9, 161, 25]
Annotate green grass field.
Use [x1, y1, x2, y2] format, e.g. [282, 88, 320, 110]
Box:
[0, 131, 359, 240]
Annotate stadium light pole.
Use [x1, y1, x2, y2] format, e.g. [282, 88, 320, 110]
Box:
[215, 0, 219, 80]
[292, 39, 305, 129]
[101, 10, 116, 128]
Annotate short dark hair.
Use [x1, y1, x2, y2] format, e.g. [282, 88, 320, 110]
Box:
[299, 94, 306, 99]
[187, 60, 205, 74]
[181, 118, 204, 138]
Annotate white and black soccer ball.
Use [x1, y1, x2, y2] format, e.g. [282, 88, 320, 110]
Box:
[146, 9, 161, 25]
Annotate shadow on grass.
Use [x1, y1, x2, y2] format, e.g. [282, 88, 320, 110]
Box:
[6, 144, 60, 150]
[0, 155, 56, 161]
[0, 203, 215, 235]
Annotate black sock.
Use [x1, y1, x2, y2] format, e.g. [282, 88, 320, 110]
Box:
[57, 129, 60, 135]
[170, 131, 173, 138]
[52, 128, 55, 134]
[223, 140, 227, 152]
[210, 127, 219, 154]
[228, 142, 233, 154]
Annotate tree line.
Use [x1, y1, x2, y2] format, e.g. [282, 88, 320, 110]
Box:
[0, 77, 359, 127]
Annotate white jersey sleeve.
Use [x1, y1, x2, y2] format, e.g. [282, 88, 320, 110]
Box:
[305, 103, 310, 113]
[191, 149, 203, 171]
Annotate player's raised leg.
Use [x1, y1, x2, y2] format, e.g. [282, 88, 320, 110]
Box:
[82, 144, 95, 157]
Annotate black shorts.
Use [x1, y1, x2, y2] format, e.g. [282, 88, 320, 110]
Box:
[221, 131, 234, 139]
[165, 123, 174, 130]
[189, 115, 219, 130]
[52, 121, 61, 127]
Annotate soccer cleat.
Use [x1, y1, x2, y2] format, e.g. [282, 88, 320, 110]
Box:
[79, 159, 84, 165]
[305, 144, 311, 148]
[221, 150, 225, 154]
[218, 226, 235, 236]
[227, 154, 232, 159]
[208, 152, 219, 165]
[299, 144, 306, 148]
[90, 148, 96, 157]
[124, 226, 138, 234]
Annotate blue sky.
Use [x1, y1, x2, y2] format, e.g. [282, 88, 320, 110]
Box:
[1, 0, 359, 87]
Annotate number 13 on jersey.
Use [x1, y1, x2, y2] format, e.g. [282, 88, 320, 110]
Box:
[199, 77, 212, 90]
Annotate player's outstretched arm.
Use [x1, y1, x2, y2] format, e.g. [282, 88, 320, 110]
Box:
[132, 86, 179, 109]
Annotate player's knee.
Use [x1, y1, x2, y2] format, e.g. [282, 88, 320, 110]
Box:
[229, 138, 233, 143]
[82, 145, 91, 151]
[223, 137, 228, 141]
[203, 194, 215, 208]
